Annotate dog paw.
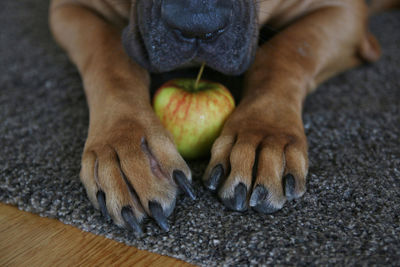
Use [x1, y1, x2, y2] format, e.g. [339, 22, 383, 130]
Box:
[80, 117, 195, 235]
[203, 105, 308, 213]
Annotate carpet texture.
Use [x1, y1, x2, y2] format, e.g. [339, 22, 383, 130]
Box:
[1, 1, 399, 265]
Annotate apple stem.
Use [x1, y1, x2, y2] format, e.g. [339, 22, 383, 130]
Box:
[194, 62, 206, 90]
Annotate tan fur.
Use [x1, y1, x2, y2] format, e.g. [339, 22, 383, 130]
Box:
[49, 0, 383, 227]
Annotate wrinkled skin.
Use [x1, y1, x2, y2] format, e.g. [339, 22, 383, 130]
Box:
[123, 0, 259, 75]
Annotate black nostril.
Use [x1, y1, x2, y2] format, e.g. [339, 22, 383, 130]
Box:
[178, 28, 226, 41]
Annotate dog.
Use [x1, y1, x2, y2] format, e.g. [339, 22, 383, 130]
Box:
[49, 0, 396, 234]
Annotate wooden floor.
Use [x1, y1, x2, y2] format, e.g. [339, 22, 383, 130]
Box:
[0, 203, 194, 267]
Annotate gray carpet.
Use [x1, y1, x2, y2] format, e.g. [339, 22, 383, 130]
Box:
[1, 1, 400, 266]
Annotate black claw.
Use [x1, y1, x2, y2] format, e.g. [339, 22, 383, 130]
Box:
[173, 170, 196, 200]
[249, 185, 280, 214]
[221, 183, 247, 211]
[249, 185, 268, 206]
[149, 201, 170, 232]
[96, 190, 111, 221]
[205, 164, 224, 191]
[283, 174, 296, 200]
[121, 206, 143, 236]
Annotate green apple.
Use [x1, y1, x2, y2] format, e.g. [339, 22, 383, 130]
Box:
[153, 78, 235, 159]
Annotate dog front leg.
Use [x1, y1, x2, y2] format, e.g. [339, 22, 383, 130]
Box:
[203, 2, 380, 212]
[50, 0, 195, 234]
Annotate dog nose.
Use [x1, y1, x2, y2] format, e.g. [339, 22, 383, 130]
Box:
[161, 0, 232, 41]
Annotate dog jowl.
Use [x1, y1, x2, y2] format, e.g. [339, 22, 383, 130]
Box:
[122, 0, 259, 75]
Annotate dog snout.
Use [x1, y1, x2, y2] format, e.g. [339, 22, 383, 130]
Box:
[161, 0, 232, 41]
[125, 0, 258, 74]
